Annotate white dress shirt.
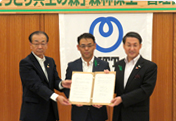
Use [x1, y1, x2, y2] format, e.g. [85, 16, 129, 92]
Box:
[32, 52, 62, 102]
[81, 56, 94, 72]
[124, 54, 140, 88]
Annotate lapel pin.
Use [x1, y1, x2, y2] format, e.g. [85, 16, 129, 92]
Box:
[136, 65, 141, 69]
[47, 64, 50, 68]
[118, 65, 122, 71]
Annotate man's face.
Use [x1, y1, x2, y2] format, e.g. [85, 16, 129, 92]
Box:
[77, 38, 96, 62]
[123, 37, 142, 62]
[30, 33, 48, 59]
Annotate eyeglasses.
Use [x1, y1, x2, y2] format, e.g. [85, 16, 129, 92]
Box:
[79, 44, 95, 49]
[32, 43, 47, 47]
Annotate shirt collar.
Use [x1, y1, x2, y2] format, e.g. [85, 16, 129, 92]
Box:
[81, 56, 94, 65]
[124, 54, 140, 64]
[32, 52, 46, 62]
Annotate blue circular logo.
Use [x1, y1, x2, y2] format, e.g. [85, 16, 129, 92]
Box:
[89, 17, 123, 53]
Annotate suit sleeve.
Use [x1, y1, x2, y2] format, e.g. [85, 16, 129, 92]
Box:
[114, 63, 118, 94]
[63, 63, 72, 98]
[20, 59, 54, 101]
[106, 62, 110, 71]
[121, 62, 157, 108]
[52, 58, 62, 91]
[65, 63, 72, 80]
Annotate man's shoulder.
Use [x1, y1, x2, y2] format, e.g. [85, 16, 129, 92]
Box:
[95, 57, 108, 64]
[114, 58, 125, 65]
[19, 54, 34, 67]
[20, 53, 32, 62]
[45, 56, 54, 61]
[141, 57, 157, 67]
[68, 58, 81, 65]
[20, 53, 54, 63]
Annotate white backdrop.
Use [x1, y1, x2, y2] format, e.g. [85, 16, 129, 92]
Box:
[59, 13, 153, 79]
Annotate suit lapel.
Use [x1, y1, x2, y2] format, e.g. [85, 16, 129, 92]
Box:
[92, 57, 99, 72]
[125, 56, 144, 89]
[29, 53, 49, 83]
[44, 58, 51, 82]
[77, 58, 83, 71]
[116, 60, 126, 91]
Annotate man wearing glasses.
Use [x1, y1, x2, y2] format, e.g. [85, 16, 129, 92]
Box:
[64, 33, 110, 121]
[19, 31, 71, 121]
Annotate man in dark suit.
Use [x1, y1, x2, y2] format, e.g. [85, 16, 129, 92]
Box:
[19, 31, 71, 121]
[109, 32, 157, 121]
[64, 33, 110, 121]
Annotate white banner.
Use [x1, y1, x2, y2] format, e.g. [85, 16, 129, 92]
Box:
[59, 13, 153, 79]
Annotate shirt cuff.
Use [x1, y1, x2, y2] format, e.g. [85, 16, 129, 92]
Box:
[59, 81, 64, 90]
[50, 93, 59, 102]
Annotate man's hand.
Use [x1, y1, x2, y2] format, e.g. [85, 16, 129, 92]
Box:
[61, 80, 72, 88]
[76, 104, 83, 107]
[93, 105, 103, 109]
[104, 69, 110, 74]
[56, 95, 71, 105]
[109, 96, 122, 107]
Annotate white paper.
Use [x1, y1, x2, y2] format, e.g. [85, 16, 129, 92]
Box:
[69, 73, 93, 103]
[92, 74, 115, 104]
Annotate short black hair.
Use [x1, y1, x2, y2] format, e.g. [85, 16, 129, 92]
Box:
[123, 32, 142, 44]
[77, 33, 95, 44]
[29, 31, 49, 43]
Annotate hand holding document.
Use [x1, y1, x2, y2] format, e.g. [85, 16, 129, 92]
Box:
[69, 71, 116, 105]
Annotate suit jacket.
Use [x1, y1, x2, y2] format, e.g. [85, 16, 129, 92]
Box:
[113, 56, 157, 121]
[19, 53, 62, 121]
[64, 57, 110, 121]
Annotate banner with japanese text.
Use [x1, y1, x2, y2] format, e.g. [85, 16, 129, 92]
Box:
[59, 13, 153, 79]
[0, 0, 175, 13]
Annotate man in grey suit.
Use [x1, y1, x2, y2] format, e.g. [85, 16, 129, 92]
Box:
[19, 31, 71, 121]
[64, 33, 110, 121]
[109, 32, 157, 121]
